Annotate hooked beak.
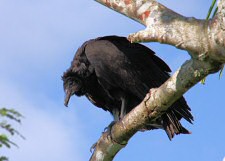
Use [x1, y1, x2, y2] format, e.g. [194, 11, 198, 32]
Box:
[64, 89, 72, 107]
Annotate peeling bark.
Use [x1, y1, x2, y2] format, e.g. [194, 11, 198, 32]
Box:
[90, 0, 225, 160]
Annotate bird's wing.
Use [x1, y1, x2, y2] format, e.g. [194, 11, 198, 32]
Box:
[97, 36, 171, 73]
[84, 36, 170, 99]
[84, 36, 193, 140]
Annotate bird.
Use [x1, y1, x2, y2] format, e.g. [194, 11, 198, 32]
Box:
[62, 35, 194, 140]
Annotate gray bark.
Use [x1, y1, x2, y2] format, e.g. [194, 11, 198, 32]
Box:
[90, 0, 225, 160]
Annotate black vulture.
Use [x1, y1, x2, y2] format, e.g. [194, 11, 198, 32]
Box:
[62, 35, 193, 140]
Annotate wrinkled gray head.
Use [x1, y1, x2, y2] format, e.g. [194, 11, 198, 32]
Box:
[62, 71, 86, 107]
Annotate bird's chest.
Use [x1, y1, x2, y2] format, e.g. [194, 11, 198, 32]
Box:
[86, 94, 104, 108]
[84, 79, 108, 109]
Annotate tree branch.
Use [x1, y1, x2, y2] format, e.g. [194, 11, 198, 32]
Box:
[90, 58, 221, 161]
[95, 0, 225, 61]
[91, 0, 225, 160]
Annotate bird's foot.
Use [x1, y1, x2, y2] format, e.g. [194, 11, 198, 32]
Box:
[90, 121, 120, 153]
[104, 121, 118, 142]
[103, 121, 116, 132]
[90, 142, 97, 153]
[90, 121, 117, 153]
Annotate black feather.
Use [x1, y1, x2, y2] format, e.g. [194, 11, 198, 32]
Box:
[62, 35, 194, 140]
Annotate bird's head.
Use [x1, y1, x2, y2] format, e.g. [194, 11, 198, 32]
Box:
[62, 70, 86, 107]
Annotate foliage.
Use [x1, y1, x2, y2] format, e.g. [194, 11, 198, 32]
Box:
[0, 108, 24, 161]
[206, 0, 218, 20]
[0, 156, 8, 161]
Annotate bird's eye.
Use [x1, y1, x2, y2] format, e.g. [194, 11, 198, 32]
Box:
[69, 81, 74, 86]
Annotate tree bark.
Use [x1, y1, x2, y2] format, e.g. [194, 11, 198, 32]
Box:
[90, 0, 225, 160]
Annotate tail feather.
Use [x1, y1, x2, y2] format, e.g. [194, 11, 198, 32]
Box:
[173, 107, 193, 124]
[173, 97, 194, 123]
[166, 113, 180, 132]
[162, 96, 193, 140]
[170, 110, 183, 132]
[163, 114, 176, 140]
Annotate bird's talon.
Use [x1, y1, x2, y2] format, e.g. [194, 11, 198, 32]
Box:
[104, 126, 109, 132]
[103, 121, 116, 132]
[90, 142, 97, 153]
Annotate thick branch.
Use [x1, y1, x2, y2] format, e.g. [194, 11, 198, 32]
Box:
[209, 0, 225, 62]
[91, 0, 225, 160]
[90, 59, 221, 161]
[96, 0, 225, 62]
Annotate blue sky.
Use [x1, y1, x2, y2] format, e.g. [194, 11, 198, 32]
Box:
[0, 0, 225, 161]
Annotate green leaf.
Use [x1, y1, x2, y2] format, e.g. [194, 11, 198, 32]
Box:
[0, 107, 24, 161]
[200, 78, 206, 85]
[0, 134, 11, 148]
[0, 156, 8, 161]
[206, 0, 217, 20]
[219, 65, 224, 79]
[0, 109, 7, 116]
[0, 122, 20, 136]
[0, 134, 18, 148]
[212, 7, 218, 18]
[0, 108, 23, 123]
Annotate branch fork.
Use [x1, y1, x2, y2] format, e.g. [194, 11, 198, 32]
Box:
[90, 0, 225, 160]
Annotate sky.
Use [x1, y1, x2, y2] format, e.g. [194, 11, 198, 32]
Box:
[0, 0, 225, 161]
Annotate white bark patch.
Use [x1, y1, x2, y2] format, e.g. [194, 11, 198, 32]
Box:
[96, 151, 104, 161]
[136, 0, 144, 8]
[167, 71, 179, 91]
[114, 0, 125, 8]
[137, 2, 151, 15]
[167, 81, 176, 91]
